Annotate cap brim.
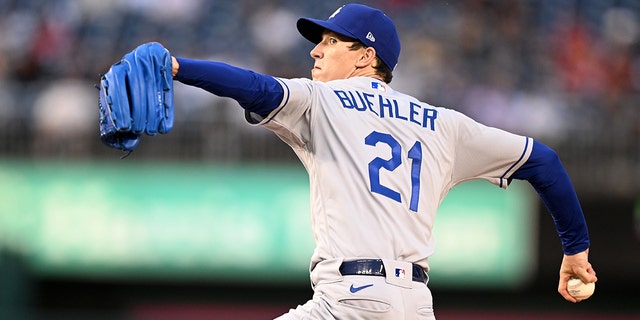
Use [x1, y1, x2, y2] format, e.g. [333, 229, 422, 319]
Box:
[296, 17, 357, 44]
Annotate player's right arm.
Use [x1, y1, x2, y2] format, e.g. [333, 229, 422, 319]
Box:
[510, 141, 598, 302]
[449, 111, 597, 302]
[511, 141, 589, 254]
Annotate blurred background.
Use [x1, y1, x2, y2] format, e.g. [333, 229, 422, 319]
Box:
[0, 0, 638, 319]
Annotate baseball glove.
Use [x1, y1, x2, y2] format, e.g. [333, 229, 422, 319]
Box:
[98, 42, 174, 152]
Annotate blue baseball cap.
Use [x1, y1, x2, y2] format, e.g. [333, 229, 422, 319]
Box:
[297, 4, 401, 71]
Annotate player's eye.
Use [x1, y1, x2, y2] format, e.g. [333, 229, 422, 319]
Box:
[329, 38, 338, 45]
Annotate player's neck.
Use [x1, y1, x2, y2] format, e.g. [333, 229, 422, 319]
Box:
[348, 66, 383, 81]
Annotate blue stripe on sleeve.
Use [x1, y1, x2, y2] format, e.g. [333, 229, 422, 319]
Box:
[244, 78, 291, 124]
[511, 140, 590, 255]
[262, 78, 291, 124]
[174, 58, 283, 117]
[499, 137, 530, 188]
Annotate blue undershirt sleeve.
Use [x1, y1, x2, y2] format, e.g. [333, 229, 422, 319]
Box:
[511, 140, 590, 255]
[173, 57, 283, 117]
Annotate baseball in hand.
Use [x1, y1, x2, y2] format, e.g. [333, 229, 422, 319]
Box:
[567, 276, 595, 300]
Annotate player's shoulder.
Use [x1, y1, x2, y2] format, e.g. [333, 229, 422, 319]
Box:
[277, 77, 371, 96]
[389, 89, 461, 115]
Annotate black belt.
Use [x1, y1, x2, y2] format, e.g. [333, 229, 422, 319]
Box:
[339, 259, 427, 283]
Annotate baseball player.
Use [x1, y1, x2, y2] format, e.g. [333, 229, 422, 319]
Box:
[167, 4, 596, 319]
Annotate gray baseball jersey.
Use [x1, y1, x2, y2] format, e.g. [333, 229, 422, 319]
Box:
[250, 76, 533, 272]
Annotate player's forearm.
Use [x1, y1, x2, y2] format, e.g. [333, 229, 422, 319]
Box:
[511, 140, 590, 255]
[173, 57, 283, 117]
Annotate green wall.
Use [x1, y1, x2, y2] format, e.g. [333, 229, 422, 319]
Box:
[0, 160, 535, 288]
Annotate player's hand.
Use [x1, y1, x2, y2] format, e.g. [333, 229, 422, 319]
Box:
[558, 249, 597, 302]
[172, 56, 180, 77]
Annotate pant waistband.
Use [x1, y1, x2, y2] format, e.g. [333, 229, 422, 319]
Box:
[339, 259, 427, 283]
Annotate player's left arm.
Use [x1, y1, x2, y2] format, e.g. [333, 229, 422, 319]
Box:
[171, 56, 283, 117]
[510, 140, 597, 302]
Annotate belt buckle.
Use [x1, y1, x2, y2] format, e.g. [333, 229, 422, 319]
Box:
[381, 259, 413, 288]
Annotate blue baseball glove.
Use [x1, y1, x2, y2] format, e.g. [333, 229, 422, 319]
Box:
[98, 42, 174, 152]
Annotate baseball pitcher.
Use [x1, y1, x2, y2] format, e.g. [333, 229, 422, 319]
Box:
[98, 4, 597, 319]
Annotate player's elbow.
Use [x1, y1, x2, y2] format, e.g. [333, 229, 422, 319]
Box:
[536, 141, 561, 168]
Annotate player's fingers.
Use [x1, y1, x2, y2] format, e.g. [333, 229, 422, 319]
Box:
[576, 262, 597, 284]
[587, 263, 597, 279]
[558, 280, 578, 303]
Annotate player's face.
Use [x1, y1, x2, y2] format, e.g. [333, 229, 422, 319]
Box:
[309, 31, 365, 82]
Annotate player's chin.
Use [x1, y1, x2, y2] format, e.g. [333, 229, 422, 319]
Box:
[311, 70, 321, 81]
[311, 69, 329, 82]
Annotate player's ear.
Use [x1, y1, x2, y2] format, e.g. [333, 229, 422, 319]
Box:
[355, 47, 377, 68]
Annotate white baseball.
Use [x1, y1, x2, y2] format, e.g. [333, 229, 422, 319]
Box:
[567, 277, 595, 300]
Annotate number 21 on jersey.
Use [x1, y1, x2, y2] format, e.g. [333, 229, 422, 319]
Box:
[365, 131, 422, 212]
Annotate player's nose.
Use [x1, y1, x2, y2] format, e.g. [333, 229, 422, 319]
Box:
[310, 44, 322, 59]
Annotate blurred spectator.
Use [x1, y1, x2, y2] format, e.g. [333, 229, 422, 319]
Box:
[550, 16, 608, 96]
[122, 0, 204, 23]
[601, 8, 639, 112]
[31, 79, 97, 157]
[248, 3, 304, 77]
